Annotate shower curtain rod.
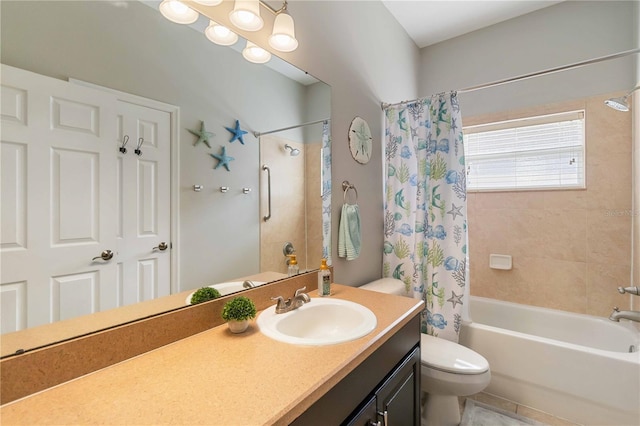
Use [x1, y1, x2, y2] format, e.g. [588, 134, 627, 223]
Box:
[253, 118, 330, 138]
[380, 47, 640, 110]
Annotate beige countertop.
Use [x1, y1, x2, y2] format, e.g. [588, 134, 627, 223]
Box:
[0, 271, 287, 357]
[0, 284, 423, 425]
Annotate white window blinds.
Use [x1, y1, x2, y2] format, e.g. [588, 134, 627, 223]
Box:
[463, 110, 585, 192]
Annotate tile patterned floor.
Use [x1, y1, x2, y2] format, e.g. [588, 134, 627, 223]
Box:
[460, 393, 581, 426]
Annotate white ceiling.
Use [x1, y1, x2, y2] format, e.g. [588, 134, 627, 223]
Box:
[381, 0, 564, 48]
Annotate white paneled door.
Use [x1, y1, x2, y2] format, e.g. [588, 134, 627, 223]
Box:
[115, 101, 171, 306]
[0, 65, 172, 333]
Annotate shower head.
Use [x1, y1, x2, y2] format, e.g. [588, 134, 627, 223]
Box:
[604, 95, 629, 112]
[604, 86, 640, 112]
[284, 144, 300, 156]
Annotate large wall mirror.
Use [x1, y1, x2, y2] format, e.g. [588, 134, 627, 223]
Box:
[0, 0, 331, 357]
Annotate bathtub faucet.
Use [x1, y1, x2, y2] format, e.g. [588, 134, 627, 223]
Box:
[609, 307, 640, 323]
[617, 286, 640, 296]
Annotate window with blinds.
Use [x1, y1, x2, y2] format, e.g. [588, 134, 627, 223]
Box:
[463, 110, 585, 192]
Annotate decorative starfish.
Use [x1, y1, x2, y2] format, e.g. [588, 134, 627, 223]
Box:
[188, 121, 215, 148]
[210, 146, 235, 171]
[447, 291, 463, 308]
[447, 203, 463, 220]
[225, 119, 248, 145]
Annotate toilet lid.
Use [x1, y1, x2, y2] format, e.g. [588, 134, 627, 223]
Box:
[421, 334, 489, 375]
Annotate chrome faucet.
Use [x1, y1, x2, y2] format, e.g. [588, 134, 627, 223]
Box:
[272, 286, 310, 314]
[609, 307, 640, 323]
[617, 286, 640, 296]
[242, 280, 255, 289]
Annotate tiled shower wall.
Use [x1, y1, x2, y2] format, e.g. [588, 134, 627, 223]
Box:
[260, 136, 306, 274]
[466, 92, 633, 317]
[259, 135, 323, 274]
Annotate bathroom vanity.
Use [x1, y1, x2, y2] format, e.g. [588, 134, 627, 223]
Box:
[0, 283, 423, 425]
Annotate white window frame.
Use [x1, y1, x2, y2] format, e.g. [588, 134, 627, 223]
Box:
[463, 110, 586, 192]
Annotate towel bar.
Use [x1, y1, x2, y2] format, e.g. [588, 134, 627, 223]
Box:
[342, 181, 358, 204]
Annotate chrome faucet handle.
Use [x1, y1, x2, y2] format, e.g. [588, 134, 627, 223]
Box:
[272, 295, 293, 314]
[271, 295, 286, 306]
[293, 287, 310, 307]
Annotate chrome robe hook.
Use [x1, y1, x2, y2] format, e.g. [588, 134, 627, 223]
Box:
[135, 137, 144, 156]
[119, 135, 129, 154]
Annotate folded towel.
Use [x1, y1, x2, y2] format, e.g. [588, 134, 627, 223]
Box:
[338, 203, 361, 260]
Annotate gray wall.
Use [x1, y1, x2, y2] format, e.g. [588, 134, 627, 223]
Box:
[284, 1, 421, 285]
[419, 1, 638, 116]
[177, 0, 421, 287]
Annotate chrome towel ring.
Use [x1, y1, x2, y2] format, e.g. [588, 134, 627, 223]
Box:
[342, 180, 358, 204]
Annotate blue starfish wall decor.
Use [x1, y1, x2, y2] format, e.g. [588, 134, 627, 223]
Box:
[210, 146, 235, 171]
[225, 119, 248, 145]
[188, 121, 215, 148]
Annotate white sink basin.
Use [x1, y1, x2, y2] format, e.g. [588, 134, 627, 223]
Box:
[257, 298, 377, 346]
[185, 281, 266, 304]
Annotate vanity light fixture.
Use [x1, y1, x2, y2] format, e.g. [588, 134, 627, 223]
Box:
[242, 40, 271, 64]
[205, 20, 239, 46]
[159, 0, 198, 24]
[269, 6, 298, 52]
[159, 0, 299, 61]
[229, 0, 264, 31]
[229, 0, 299, 52]
[193, 0, 223, 5]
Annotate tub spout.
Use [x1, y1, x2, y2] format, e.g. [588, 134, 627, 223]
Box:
[608, 307, 640, 322]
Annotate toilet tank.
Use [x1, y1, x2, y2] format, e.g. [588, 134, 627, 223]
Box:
[358, 278, 410, 297]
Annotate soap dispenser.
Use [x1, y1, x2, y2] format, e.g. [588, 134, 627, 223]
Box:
[318, 258, 331, 296]
[287, 254, 299, 277]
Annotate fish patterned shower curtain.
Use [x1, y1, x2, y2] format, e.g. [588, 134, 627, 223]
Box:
[383, 92, 467, 342]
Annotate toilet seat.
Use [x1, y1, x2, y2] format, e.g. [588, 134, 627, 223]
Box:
[421, 334, 489, 375]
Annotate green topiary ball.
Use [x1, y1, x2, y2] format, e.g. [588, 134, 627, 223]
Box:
[190, 287, 222, 304]
[222, 296, 257, 321]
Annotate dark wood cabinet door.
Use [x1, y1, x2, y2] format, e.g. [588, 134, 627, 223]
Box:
[377, 347, 421, 426]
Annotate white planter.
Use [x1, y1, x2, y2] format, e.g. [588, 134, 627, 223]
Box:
[228, 319, 249, 334]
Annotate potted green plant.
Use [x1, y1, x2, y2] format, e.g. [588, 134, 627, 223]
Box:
[190, 287, 221, 305]
[221, 296, 257, 333]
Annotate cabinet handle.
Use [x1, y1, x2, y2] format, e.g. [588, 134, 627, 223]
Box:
[376, 410, 388, 426]
[369, 421, 382, 426]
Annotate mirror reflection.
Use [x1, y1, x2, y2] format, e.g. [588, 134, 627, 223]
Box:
[0, 0, 331, 356]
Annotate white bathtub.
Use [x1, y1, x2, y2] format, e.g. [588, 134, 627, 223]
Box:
[459, 296, 640, 426]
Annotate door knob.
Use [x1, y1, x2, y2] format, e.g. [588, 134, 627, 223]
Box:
[153, 242, 168, 251]
[92, 250, 113, 261]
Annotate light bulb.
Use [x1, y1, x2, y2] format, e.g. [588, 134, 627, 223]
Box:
[205, 20, 238, 46]
[193, 0, 222, 5]
[242, 41, 271, 64]
[269, 11, 298, 52]
[229, 0, 263, 31]
[159, 0, 198, 25]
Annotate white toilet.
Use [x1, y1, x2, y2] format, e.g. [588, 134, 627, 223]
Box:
[359, 278, 491, 426]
